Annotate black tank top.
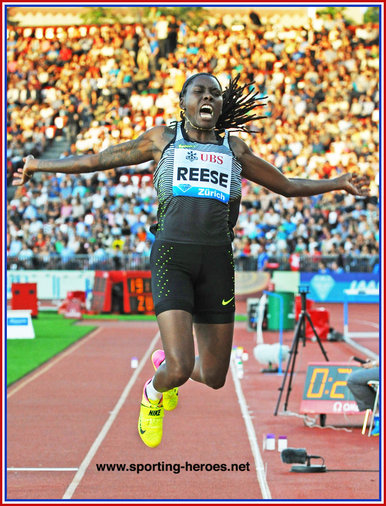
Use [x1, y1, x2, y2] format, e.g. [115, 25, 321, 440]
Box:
[151, 123, 242, 245]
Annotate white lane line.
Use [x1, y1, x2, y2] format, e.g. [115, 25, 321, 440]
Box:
[62, 330, 160, 500]
[352, 320, 379, 329]
[230, 357, 272, 500]
[7, 468, 78, 472]
[344, 336, 379, 360]
[7, 327, 104, 399]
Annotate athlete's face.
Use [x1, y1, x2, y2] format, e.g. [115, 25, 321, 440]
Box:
[180, 75, 223, 129]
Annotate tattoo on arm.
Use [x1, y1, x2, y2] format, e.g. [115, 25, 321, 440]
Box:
[98, 138, 153, 169]
[38, 156, 96, 173]
[36, 130, 158, 174]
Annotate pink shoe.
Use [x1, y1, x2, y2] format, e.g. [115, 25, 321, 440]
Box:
[143, 378, 158, 402]
[150, 349, 178, 411]
[151, 349, 165, 371]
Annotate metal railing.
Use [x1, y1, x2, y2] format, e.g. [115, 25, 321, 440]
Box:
[234, 254, 379, 273]
[6, 253, 379, 273]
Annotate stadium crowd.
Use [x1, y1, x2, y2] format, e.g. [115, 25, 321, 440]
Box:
[6, 9, 379, 272]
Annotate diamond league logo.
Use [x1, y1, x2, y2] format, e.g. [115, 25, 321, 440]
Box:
[186, 150, 198, 162]
[310, 275, 335, 301]
[178, 184, 192, 192]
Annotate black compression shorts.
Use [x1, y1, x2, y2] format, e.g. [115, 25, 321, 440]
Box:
[150, 240, 235, 324]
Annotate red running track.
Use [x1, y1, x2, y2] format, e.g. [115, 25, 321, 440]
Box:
[6, 311, 381, 501]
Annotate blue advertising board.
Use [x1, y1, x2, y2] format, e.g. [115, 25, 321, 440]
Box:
[300, 273, 379, 303]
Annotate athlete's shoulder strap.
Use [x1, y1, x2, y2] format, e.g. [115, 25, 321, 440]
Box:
[175, 122, 184, 142]
[223, 130, 230, 149]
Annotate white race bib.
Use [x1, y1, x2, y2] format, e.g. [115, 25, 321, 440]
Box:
[173, 148, 232, 203]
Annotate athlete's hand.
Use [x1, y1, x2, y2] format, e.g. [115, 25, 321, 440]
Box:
[335, 173, 370, 197]
[12, 155, 38, 186]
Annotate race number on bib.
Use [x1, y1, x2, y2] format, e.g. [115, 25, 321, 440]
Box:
[173, 148, 232, 203]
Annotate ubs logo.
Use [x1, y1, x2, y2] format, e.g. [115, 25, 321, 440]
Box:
[186, 151, 198, 162]
[200, 153, 224, 164]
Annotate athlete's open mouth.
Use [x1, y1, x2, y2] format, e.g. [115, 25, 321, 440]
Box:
[199, 105, 214, 119]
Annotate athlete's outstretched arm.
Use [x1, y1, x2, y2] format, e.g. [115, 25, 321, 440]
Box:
[230, 136, 370, 197]
[12, 127, 164, 186]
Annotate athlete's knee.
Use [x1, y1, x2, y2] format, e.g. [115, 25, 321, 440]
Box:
[208, 379, 226, 390]
[167, 367, 192, 386]
[165, 356, 194, 386]
[203, 372, 226, 390]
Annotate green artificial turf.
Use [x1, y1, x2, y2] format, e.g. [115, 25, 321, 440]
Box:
[6, 312, 96, 386]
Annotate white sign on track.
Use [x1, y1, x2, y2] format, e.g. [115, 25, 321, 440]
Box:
[7, 310, 35, 339]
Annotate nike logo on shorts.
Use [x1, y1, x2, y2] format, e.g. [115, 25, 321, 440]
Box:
[222, 296, 234, 306]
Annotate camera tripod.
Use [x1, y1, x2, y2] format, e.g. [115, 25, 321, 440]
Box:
[274, 286, 329, 416]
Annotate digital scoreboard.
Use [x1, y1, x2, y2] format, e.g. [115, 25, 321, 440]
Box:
[91, 271, 154, 315]
[126, 272, 154, 314]
[299, 362, 361, 415]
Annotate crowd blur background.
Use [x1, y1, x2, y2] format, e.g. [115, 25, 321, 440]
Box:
[6, 6, 380, 274]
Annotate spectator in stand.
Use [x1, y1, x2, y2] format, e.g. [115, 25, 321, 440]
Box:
[8, 233, 23, 258]
[166, 15, 179, 56]
[154, 14, 169, 60]
[257, 243, 270, 271]
[18, 242, 34, 268]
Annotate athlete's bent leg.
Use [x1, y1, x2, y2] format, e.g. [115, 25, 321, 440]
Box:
[139, 309, 194, 447]
[191, 322, 234, 389]
[153, 309, 195, 392]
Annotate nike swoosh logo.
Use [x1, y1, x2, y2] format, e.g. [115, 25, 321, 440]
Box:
[222, 296, 234, 306]
[139, 420, 146, 435]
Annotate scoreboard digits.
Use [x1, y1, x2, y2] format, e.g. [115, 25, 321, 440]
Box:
[91, 271, 154, 314]
[128, 277, 152, 295]
[300, 362, 361, 415]
[126, 272, 154, 314]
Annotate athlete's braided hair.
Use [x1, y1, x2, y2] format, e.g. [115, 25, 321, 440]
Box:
[179, 73, 267, 133]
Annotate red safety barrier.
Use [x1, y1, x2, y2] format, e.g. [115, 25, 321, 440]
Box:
[307, 308, 330, 341]
[295, 296, 330, 340]
[67, 291, 86, 303]
[11, 283, 38, 317]
[58, 290, 86, 318]
[63, 299, 83, 319]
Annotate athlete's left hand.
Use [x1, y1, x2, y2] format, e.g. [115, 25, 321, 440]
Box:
[12, 155, 37, 186]
[336, 173, 370, 197]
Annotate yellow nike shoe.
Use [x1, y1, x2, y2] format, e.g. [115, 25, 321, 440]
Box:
[151, 349, 179, 411]
[138, 382, 164, 448]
